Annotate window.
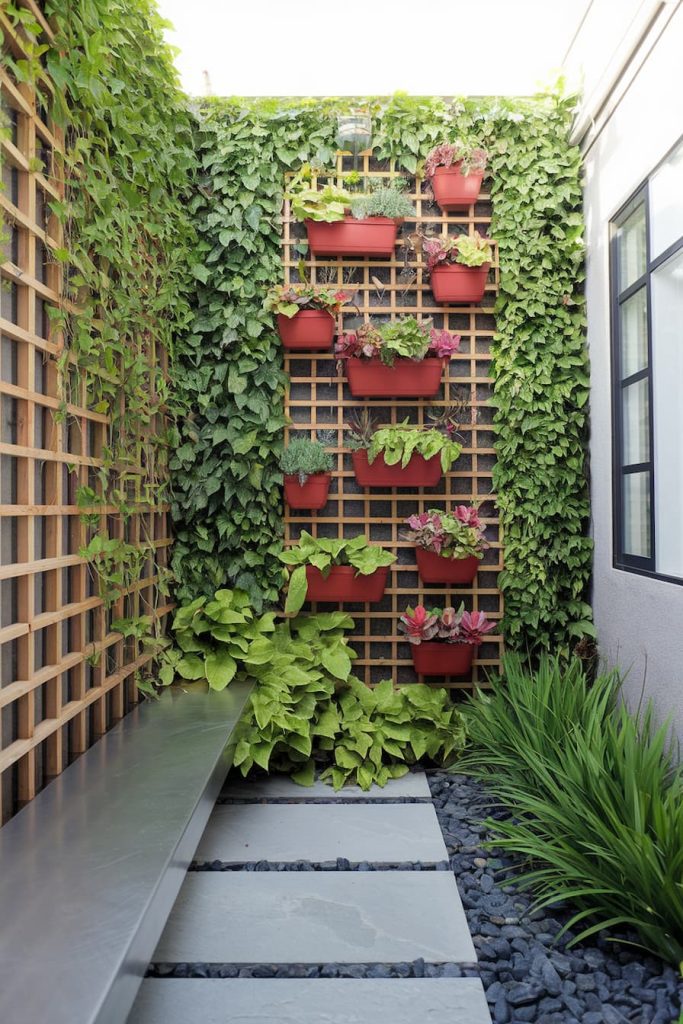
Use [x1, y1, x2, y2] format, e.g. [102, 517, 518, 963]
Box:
[611, 138, 683, 581]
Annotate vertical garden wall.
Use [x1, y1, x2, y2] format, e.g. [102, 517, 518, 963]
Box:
[172, 92, 593, 668]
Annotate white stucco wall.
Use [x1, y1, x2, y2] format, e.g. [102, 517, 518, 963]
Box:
[576, 3, 683, 735]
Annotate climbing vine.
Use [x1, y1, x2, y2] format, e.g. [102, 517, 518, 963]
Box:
[175, 90, 592, 652]
[2, 0, 197, 669]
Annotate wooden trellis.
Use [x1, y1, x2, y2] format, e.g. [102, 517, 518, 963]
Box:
[282, 153, 503, 693]
[0, 4, 172, 823]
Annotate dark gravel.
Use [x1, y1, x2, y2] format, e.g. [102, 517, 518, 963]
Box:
[430, 771, 683, 1024]
[148, 961, 477, 979]
[191, 858, 450, 871]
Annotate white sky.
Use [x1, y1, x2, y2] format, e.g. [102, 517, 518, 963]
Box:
[157, 0, 592, 98]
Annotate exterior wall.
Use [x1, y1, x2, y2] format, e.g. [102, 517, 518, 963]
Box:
[572, 2, 683, 736]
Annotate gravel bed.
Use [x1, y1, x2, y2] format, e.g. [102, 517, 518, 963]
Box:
[147, 960, 478, 979]
[215, 796, 431, 805]
[190, 858, 449, 871]
[429, 771, 682, 1024]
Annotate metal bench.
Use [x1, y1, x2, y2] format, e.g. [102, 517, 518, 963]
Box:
[0, 682, 253, 1024]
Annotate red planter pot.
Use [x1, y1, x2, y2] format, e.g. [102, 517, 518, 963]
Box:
[430, 164, 484, 211]
[305, 217, 400, 257]
[352, 449, 442, 489]
[411, 641, 474, 677]
[416, 549, 480, 584]
[305, 564, 389, 603]
[277, 310, 335, 351]
[347, 358, 444, 398]
[284, 473, 331, 510]
[430, 264, 490, 304]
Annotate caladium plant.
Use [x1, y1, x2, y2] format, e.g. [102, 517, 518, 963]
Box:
[335, 317, 460, 366]
[404, 506, 488, 560]
[420, 231, 493, 271]
[424, 142, 488, 179]
[264, 283, 354, 318]
[399, 602, 495, 646]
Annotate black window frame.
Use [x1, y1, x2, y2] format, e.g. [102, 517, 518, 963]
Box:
[610, 136, 683, 585]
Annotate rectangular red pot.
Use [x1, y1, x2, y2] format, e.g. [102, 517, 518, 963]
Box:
[305, 564, 389, 603]
[430, 264, 490, 304]
[431, 164, 484, 211]
[277, 310, 335, 350]
[305, 217, 400, 257]
[347, 358, 444, 398]
[416, 548, 480, 584]
[410, 641, 474, 677]
[352, 449, 442, 488]
[284, 473, 331, 510]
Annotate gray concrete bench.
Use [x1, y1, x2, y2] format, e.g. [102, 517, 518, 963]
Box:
[0, 682, 253, 1024]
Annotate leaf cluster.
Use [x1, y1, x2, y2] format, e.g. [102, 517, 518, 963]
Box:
[280, 531, 396, 614]
[363, 420, 462, 474]
[279, 436, 334, 483]
[462, 655, 683, 964]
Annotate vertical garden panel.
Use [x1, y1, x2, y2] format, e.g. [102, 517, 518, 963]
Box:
[282, 153, 503, 690]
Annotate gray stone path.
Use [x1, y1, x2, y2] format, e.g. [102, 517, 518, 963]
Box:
[128, 772, 492, 1023]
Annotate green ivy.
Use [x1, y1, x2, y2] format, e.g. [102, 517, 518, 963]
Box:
[176, 90, 591, 652]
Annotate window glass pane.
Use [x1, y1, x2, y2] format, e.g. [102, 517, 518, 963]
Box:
[619, 287, 648, 378]
[622, 378, 650, 465]
[623, 471, 651, 558]
[652, 247, 683, 578]
[649, 139, 683, 259]
[617, 203, 646, 290]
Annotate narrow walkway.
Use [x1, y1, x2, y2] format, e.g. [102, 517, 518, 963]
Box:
[128, 772, 492, 1023]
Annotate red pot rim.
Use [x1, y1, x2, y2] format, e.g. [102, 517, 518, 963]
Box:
[280, 309, 334, 319]
[431, 262, 491, 275]
[305, 215, 403, 227]
[284, 472, 331, 482]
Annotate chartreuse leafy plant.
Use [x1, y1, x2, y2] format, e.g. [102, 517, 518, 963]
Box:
[335, 318, 460, 365]
[280, 532, 396, 614]
[264, 283, 353, 318]
[319, 677, 466, 791]
[358, 420, 462, 473]
[176, 89, 591, 653]
[462, 655, 683, 964]
[162, 588, 276, 690]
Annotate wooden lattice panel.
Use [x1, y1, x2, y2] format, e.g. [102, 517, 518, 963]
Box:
[282, 153, 503, 693]
[0, 4, 172, 823]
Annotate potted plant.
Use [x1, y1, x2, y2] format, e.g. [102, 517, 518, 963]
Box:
[424, 142, 488, 211]
[280, 531, 396, 613]
[335, 317, 460, 398]
[264, 282, 353, 350]
[288, 174, 414, 258]
[280, 436, 335, 510]
[346, 411, 462, 488]
[399, 603, 495, 676]
[403, 506, 488, 583]
[420, 231, 493, 304]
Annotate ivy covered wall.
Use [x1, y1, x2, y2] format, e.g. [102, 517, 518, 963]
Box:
[172, 92, 593, 654]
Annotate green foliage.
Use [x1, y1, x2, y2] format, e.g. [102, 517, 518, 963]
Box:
[175, 89, 591, 651]
[280, 531, 396, 614]
[288, 180, 351, 222]
[349, 180, 415, 220]
[364, 420, 462, 474]
[319, 677, 466, 790]
[163, 587, 276, 690]
[264, 282, 352, 318]
[462, 655, 683, 964]
[377, 318, 431, 363]
[279, 436, 333, 484]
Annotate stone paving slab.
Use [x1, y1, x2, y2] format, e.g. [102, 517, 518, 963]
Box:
[154, 872, 476, 964]
[128, 977, 491, 1023]
[223, 772, 431, 800]
[195, 803, 447, 864]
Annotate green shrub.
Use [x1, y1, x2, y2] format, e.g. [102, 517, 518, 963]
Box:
[279, 437, 334, 484]
[463, 655, 683, 964]
[350, 180, 415, 220]
[280, 531, 396, 614]
[348, 419, 462, 474]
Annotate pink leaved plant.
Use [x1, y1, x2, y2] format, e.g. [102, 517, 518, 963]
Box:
[403, 506, 487, 560]
[399, 603, 494, 646]
[424, 142, 488, 180]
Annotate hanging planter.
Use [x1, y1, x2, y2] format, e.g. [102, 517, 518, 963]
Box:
[277, 310, 335, 350]
[306, 564, 390, 603]
[430, 264, 490, 304]
[416, 548, 480, 584]
[411, 641, 475, 677]
[284, 473, 331, 510]
[347, 357, 444, 398]
[431, 165, 484, 211]
[305, 216, 401, 258]
[352, 449, 443, 488]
